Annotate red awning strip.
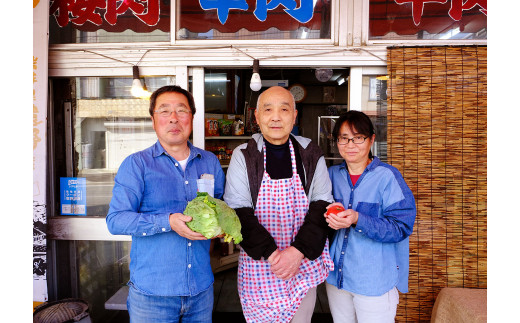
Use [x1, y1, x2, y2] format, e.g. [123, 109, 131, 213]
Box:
[49, 0, 486, 37]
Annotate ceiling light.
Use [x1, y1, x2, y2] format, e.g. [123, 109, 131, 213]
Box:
[250, 59, 262, 92]
[131, 66, 151, 99]
[337, 75, 348, 86]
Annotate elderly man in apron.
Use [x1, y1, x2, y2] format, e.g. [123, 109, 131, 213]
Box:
[224, 86, 334, 322]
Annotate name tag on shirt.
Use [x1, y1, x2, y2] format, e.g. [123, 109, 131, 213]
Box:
[197, 174, 214, 197]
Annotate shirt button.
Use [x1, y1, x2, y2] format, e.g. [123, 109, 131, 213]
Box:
[142, 232, 146, 236]
[341, 252, 345, 255]
[175, 163, 179, 167]
[188, 242, 192, 247]
[188, 264, 192, 268]
[339, 269, 342, 272]
[348, 204, 352, 207]
[358, 230, 362, 233]
[344, 235, 347, 238]
[185, 181, 189, 184]
[162, 228, 166, 232]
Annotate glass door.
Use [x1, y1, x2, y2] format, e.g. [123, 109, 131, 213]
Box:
[349, 67, 388, 162]
[47, 70, 190, 322]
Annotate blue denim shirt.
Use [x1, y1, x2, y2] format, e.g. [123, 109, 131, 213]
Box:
[326, 157, 416, 296]
[107, 141, 225, 296]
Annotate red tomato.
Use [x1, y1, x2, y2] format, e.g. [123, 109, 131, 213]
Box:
[326, 205, 345, 216]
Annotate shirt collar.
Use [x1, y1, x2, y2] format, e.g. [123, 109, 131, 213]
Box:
[340, 156, 381, 172]
[152, 140, 201, 160]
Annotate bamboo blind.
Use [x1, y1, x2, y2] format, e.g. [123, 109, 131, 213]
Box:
[387, 46, 487, 322]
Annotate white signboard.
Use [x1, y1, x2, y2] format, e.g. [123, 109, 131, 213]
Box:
[33, 0, 49, 302]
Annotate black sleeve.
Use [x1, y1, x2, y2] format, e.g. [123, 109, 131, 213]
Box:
[235, 207, 278, 260]
[291, 200, 330, 260]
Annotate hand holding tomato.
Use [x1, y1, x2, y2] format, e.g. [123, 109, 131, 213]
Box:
[325, 203, 346, 218]
[325, 203, 359, 230]
[326, 205, 345, 217]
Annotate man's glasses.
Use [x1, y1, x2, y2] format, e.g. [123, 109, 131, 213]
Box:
[154, 107, 191, 119]
[336, 135, 368, 145]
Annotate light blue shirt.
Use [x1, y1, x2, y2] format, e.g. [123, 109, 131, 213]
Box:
[106, 140, 225, 296]
[326, 157, 416, 296]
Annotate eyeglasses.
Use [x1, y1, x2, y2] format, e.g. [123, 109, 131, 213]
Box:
[336, 135, 368, 145]
[154, 107, 191, 119]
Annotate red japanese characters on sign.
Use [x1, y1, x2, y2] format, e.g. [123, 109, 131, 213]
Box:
[50, 0, 160, 27]
[394, 0, 487, 26]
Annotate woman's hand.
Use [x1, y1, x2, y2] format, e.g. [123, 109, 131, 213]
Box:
[325, 207, 359, 230]
[325, 202, 346, 218]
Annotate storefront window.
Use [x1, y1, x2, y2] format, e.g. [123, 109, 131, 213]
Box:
[53, 240, 131, 322]
[205, 71, 232, 113]
[361, 75, 387, 161]
[177, 0, 332, 40]
[71, 76, 174, 216]
[49, 0, 171, 43]
[369, 0, 487, 40]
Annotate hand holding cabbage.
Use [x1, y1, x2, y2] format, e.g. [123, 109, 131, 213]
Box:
[184, 192, 243, 244]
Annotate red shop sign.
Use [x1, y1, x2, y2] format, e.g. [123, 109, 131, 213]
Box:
[370, 0, 487, 37]
[49, 0, 328, 33]
[49, 0, 486, 37]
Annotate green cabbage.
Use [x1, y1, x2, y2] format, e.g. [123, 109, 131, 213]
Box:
[184, 192, 243, 244]
[212, 198, 243, 244]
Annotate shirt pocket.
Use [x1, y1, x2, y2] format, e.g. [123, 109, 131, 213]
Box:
[356, 202, 380, 218]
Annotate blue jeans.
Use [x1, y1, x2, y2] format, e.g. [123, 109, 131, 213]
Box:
[127, 283, 213, 323]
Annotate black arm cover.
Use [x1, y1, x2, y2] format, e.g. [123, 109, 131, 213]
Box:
[291, 200, 330, 260]
[235, 207, 278, 260]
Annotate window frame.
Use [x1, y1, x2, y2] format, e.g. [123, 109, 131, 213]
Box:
[47, 66, 190, 242]
[362, 0, 487, 46]
[170, 0, 339, 45]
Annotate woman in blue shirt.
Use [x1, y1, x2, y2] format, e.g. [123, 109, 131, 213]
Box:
[325, 111, 416, 323]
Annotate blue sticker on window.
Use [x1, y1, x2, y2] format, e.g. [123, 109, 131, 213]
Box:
[60, 177, 87, 215]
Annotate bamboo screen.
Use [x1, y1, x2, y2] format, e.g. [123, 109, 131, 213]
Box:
[387, 46, 487, 322]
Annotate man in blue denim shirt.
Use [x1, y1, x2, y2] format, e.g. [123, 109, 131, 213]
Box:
[107, 85, 225, 322]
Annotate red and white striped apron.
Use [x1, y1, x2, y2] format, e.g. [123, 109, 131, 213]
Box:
[238, 140, 333, 323]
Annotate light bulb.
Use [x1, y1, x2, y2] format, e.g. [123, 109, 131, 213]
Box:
[250, 59, 262, 92]
[140, 90, 152, 99]
[250, 73, 262, 91]
[131, 78, 144, 97]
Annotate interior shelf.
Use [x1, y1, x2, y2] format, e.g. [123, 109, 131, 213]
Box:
[205, 136, 252, 140]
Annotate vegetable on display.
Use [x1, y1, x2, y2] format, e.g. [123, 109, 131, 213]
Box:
[184, 192, 243, 244]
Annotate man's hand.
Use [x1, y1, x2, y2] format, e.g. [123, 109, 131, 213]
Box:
[267, 249, 281, 265]
[270, 246, 304, 280]
[169, 213, 207, 240]
[325, 209, 359, 230]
